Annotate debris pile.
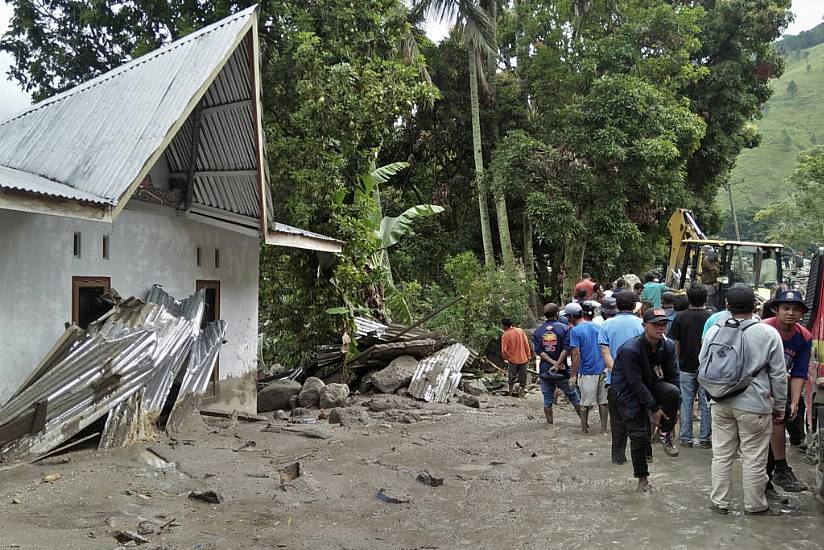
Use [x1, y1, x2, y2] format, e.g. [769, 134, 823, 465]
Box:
[257, 316, 481, 414]
[0, 285, 226, 463]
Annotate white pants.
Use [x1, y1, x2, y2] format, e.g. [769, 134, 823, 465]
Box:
[710, 404, 773, 512]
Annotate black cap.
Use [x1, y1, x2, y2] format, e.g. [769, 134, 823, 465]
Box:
[642, 308, 668, 324]
[615, 291, 636, 310]
[726, 286, 756, 308]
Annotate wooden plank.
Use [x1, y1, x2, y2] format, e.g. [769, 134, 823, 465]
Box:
[184, 102, 204, 210]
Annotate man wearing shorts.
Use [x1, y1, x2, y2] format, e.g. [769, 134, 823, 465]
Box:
[568, 302, 608, 433]
[533, 303, 581, 425]
[501, 317, 532, 398]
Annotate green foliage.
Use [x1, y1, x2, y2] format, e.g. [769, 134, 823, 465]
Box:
[377, 204, 445, 249]
[755, 146, 824, 249]
[777, 22, 824, 53]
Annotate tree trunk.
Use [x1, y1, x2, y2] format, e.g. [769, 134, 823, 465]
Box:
[562, 238, 586, 302]
[495, 191, 514, 268]
[523, 213, 537, 314]
[469, 49, 495, 267]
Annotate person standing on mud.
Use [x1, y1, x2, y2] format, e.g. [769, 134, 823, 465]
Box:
[501, 318, 532, 398]
[701, 287, 787, 515]
[599, 291, 644, 464]
[762, 290, 811, 495]
[568, 301, 609, 434]
[611, 308, 681, 492]
[533, 303, 581, 425]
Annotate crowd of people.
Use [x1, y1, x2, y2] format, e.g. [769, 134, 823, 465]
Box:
[498, 272, 813, 515]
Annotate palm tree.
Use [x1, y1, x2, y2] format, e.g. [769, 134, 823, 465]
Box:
[412, 0, 496, 267]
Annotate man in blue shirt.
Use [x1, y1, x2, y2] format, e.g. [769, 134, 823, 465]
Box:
[599, 291, 644, 464]
[640, 273, 671, 308]
[569, 301, 608, 434]
[612, 308, 681, 492]
[533, 303, 581, 425]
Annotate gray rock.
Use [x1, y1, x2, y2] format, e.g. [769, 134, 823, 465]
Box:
[328, 408, 368, 426]
[371, 355, 419, 393]
[456, 393, 480, 408]
[319, 383, 350, 409]
[298, 377, 325, 408]
[358, 372, 376, 395]
[290, 407, 308, 418]
[257, 379, 302, 413]
[289, 395, 299, 410]
[395, 387, 410, 398]
[461, 379, 488, 396]
[273, 410, 289, 421]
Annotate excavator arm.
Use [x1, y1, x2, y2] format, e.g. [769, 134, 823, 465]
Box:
[666, 208, 706, 288]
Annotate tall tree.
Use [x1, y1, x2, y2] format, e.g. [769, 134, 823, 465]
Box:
[413, 0, 496, 267]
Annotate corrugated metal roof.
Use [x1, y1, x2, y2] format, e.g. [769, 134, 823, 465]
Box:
[407, 343, 469, 403]
[0, 5, 258, 207]
[271, 222, 343, 244]
[0, 164, 113, 204]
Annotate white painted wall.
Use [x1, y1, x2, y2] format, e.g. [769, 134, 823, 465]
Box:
[0, 202, 259, 412]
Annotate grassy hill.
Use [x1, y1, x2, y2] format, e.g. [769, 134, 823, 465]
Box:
[722, 41, 824, 235]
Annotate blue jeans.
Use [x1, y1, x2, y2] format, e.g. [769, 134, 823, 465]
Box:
[540, 378, 580, 407]
[679, 371, 711, 443]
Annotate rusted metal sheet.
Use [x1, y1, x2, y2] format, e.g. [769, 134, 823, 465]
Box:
[407, 343, 469, 403]
[166, 320, 227, 436]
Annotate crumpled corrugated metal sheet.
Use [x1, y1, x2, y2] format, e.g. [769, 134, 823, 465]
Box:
[0, 6, 258, 208]
[407, 343, 469, 403]
[166, 320, 227, 436]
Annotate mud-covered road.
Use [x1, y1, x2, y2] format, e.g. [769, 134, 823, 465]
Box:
[0, 391, 822, 549]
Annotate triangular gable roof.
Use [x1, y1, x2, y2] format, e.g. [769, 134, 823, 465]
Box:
[0, 6, 257, 215]
[0, 6, 341, 253]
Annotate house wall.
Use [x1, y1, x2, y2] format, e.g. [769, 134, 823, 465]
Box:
[0, 204, 259, 414]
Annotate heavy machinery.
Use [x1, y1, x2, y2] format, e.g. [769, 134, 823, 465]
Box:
[802, 248, 824, 501]
[666, 208, 787, 307]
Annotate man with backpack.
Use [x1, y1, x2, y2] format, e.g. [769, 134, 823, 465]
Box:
[699, 286, 787, 515]
[611, 308, 681, 492]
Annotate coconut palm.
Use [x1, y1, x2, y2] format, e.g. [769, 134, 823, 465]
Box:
[412, 0, 496, 267]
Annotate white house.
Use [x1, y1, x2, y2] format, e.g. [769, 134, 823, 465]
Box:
[0, 6, 340, 415]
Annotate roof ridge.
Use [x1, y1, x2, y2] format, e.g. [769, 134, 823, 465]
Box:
[0, 5, 258, 127]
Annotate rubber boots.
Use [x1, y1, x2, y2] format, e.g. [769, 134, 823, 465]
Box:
[543, 406, 554, 424]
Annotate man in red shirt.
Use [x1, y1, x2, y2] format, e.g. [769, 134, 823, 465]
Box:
[574, 273, 596, 300]
[501, 318, 533, 398]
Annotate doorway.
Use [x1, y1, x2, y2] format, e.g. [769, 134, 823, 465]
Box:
[196, 280, 221, 384]
[71, 276, 112, 329]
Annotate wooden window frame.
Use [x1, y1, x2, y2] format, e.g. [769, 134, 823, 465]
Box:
[71, 276, 111, 326]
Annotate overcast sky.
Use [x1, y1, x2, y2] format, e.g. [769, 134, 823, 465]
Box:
[1, 0, 823, 121]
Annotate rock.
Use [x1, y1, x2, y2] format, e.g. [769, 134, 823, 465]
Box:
[290, 407, 308, 418]
[461, 379, 488, 396]
[319, 383, 350, 409]
[298, 377, 325, 408]
[273, 410, 289, 421]
[456, 393, 480, 408]
[358, 372, 376, 394]
[371, 355, 419, 393]
[328, 408, 368, 426]
[257, 379, 302, 413]
[289, 395, 299, 410]
[395, 387, 410, 398]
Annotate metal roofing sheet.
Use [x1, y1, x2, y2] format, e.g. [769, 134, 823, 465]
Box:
[271, 222, 343, 244]
[0, 6, 258, 206]
[0, 164, 112, 204]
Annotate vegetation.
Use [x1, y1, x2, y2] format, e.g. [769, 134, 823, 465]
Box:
[2, 0, 793, 364]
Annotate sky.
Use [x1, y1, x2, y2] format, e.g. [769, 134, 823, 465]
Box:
[1, 1, 823, 121]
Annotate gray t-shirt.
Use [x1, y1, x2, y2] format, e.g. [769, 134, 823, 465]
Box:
[700, 317, 787, 414]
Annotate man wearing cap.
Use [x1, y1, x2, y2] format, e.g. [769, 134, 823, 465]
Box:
[701, 286, 787, 515]
[533, 303, 581, 425]
[568, 301, 609, 433]
[611, 307, 681, 491]
[500, 318, 533, 398]
[762, 290, 812, 494]
[599, 291, 644, 464]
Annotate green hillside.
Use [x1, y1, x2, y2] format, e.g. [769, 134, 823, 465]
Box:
[723, 41, 824, 234]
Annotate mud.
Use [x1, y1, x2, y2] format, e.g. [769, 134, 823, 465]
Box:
[0, 392, 822, 549]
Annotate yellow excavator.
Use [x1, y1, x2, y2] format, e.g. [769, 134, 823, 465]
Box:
[666, 208, 785, 307]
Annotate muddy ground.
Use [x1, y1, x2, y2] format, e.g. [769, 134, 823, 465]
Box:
[1, 391, 822, 549]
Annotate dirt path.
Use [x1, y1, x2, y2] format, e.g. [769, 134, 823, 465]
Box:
[0, 392, 822, 549]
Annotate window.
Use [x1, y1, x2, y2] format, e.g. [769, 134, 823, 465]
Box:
[73, 232, 82, 258]
[196, 246, 202, 267]
[214, 248, 220, 269]
[102, 235, 110, 260]
[72, 277, 111, 329]
[196, 280, 221, 384]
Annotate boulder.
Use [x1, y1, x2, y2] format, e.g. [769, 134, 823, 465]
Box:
[461, 379, 488, 396]
[272, 410, 289, 421]
[457, 393, 480, 408]
[328, 408, 368, 426]
[257, 379, 302, 413]
[371, 355, 419, 393]
[319, 383, 350, 409]
[290, 407, 308, 418]
[298, 377, 325, 408]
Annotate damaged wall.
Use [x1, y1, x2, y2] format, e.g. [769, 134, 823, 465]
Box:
[0, 203, 259, 413]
